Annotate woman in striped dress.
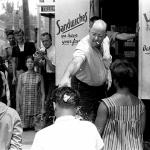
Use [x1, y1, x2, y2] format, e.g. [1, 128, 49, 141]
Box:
[95, 59, 146, 150]
[16, 56, 45, 130]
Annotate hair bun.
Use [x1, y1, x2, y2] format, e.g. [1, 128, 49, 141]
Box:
[63, 94, 70, 102]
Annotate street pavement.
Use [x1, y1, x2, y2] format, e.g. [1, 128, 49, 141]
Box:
[22, 130, 36, 150]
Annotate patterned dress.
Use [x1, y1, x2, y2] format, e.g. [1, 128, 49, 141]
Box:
[19, 72, 42, 128]
[102, 94, 145, 150]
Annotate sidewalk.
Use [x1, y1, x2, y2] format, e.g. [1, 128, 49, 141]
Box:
[22, 130, 36, 150]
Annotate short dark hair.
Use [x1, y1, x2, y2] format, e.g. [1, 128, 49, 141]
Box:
[52, 87, 80, 108]
[14, 28, 24, 35]
[110, 59, 137, 90]
[41, 32, 52, 41]
[25, 55, 34, 63]
[90, 16, 100, 23]
[5, 29, 14, 37]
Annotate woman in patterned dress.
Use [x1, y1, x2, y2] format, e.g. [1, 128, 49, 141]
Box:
[95, 59, 146, 150]
[16, 56, 45, 130]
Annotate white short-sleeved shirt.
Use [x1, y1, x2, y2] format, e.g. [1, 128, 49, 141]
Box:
[40, 45, 55, 73]
[31, 116, 104, 150]
[73, 35, 108, 86]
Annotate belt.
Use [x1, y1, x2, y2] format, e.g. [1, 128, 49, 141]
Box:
[73, 76, 106, 89]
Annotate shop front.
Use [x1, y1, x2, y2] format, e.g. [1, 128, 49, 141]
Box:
[37, 0, 150, 141]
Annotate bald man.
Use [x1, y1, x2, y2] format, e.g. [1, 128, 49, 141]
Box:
[59, 20, 110, 122]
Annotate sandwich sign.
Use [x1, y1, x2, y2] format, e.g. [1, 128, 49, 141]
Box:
[139, 0, 150, 99]
[55, 0, 90, 84]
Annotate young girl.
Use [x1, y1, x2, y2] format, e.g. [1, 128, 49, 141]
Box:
[16, 56, 45, 130]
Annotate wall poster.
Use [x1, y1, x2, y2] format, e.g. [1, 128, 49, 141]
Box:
[139, 0, 150, 99]
[55, 0, 90, 84]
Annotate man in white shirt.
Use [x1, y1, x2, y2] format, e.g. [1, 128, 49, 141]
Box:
[31, 87, 104, 150]
[40, 32, 56, 126]
[59, 20, 111, 122]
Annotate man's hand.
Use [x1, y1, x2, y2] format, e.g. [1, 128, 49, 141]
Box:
[106, 69, 112, 90]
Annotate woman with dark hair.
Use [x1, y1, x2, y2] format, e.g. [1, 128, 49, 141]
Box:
[95, 59, 146, 150]
[31, 87, 104, 150]
[0, 70, 22, 149]
[16, 56, 45, 130]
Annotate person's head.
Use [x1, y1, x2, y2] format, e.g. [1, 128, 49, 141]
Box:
[5, 30, 16, 46]
[110, 59, 137, 92]
[41, 32, 52, 49]
[89, 19, 107, 48]
[14, 29, 24, 44]
[26, 56, 34, 71]
[52, 87, 80, 118]
[89, 16, 100, 28]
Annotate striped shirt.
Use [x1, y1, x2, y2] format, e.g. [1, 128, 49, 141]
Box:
[102, 94, 145, 150]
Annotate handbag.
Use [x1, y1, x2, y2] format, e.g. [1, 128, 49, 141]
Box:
[34, 114, 46, 131]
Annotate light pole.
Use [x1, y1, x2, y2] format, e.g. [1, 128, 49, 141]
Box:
[22, 0, 31, 41]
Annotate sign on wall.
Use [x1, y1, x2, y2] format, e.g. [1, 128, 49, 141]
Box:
[38, 0, 55, 14]
[55, 0, 90, 84]
[139, 0, 150, 99]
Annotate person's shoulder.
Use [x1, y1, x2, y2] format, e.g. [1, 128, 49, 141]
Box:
[18, 72, 26, 79]
[35, 72, 42, 79]
[51, 45, 55, 49]
[2, 41, 11, 50]
[79, 35, 89, 43]
[79, 120, 97, 129]
[6, 107, 20, 118]
[49, 45, 55, 52]
[36, 124, 55, 136]
[12, 45, 19, 50]
[75, 35, 89, 49]
[101, 93, 119, 106]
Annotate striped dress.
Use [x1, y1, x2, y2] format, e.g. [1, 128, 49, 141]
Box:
[19, 72, 42, 128]
[102, 94, 145, 150]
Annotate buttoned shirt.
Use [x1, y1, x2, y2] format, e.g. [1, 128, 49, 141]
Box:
[40, 45, 55, 73]
[31, 115, 104, 150]
[73, 35, 108, 86]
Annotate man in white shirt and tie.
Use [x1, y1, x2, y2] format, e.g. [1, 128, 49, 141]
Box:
[40, 32, 56, 127]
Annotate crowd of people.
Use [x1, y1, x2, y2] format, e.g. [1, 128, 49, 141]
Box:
[0, 29, 56, 131]
[0, 17, 146, 150]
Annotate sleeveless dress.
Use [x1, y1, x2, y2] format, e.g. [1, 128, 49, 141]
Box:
[19, 72, 42, 128]
[102, 93, 145, 150]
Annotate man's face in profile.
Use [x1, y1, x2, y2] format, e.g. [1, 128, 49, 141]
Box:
[41, 35, 52, 49]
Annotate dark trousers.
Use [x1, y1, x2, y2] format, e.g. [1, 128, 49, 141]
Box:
[8, 73, 16, 109]
[72, 76, 107, 122]
[43, 72, 56, 127]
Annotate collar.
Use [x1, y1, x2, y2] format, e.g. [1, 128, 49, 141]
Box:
[55, 115, 76, 124]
